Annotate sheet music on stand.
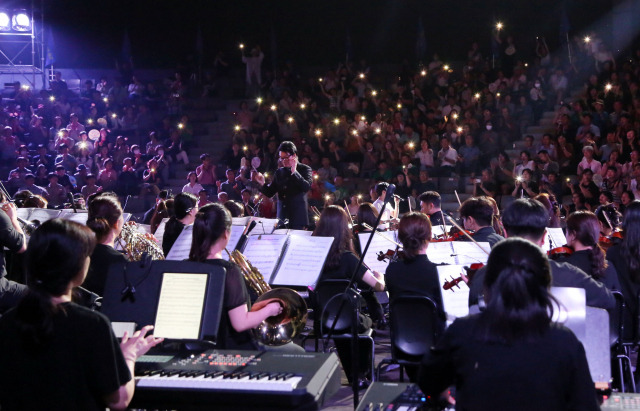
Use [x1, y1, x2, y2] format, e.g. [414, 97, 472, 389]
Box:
[431, 225, 452, 238]
[137, 224, 151, 234]
[232, 216, 250, 226]
[242, 235, 288, 280]
[222, 225, 246, 261]
[542, 227, 567, 251]
[427, 241, 490, 265]
[248, 218, 280, 235]
[437, 265, 470, 326]
[165, 225, 194, 261]
[272, 229, 313, 236]
[270, 235, 333, 287]
[59, 211, 89, 224]
[357, 232, 398, 274]
[154, 218, 170, 249]
[22, 208, 61, 223]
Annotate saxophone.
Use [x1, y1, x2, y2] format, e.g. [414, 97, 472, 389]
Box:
[227, 249, 307, 346]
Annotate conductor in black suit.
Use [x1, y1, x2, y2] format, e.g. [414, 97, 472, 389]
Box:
[253, 141, 313, 229]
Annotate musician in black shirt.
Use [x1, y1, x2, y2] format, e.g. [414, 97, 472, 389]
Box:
[458, 196, 504, 247]
[418, 191, 450, 227]
[0, 194, 26, 313]
[188, 203, 282, 350]
[420, 238, 599, 410]
[0, 219, 161, 410]
[162, 192, 197, 256]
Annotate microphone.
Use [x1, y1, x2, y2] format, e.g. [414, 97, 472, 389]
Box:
[384, 184, 396, 204]
[392, 194, 405, 202]
[235, 220, 258, 252]
[67, 192, 77, 213]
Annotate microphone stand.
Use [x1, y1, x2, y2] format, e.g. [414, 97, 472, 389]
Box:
[323, 184, 396, 408]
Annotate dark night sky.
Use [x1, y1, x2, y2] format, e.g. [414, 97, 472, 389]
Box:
[33, 0, 616, 69]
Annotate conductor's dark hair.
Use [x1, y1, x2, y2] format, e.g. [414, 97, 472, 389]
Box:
[502, 199, 548, 242]
[459, 196, 494, 227]
[480, 238, 554, 343]
[15, 219, 96, 348]
[189, 203, 232, 262]
[621, 201, 640, 281]
[418, 191, 441, 208]
[278, 141, 297, 156]
[398, 212, 432, 259]
[375, 181, 389, 197]
[173, 192, 198, 220]
[86, 194, 122, 243]
[313, 205, 355, 270]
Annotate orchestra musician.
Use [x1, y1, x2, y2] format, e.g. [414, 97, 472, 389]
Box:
[313, 205, 385, 382]
[468, 199, 615, 310]
[85, 193, 127, 297]
[0, 191, 27, 314]
[458, 196, 504, 247]
[162, 192, 198, 256]
[372, 182, 399, 228]
[606, 200, 640, 339]
[253, 141, 313, 229]
[0, 219, 162, 410]
[418, 191, 450, 227]
[188, 203, 284, 350]
[419, 238, 599, 410]
[556, 211, 621, 292]
[385, 212, 445, 380]
[355, 203, 379, 232]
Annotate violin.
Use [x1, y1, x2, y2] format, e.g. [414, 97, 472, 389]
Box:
[599, 231, 623, 250]
[376, 248, 407, 262]
[548, 246, 574, 259]
[442, 263, 484, 291]
[431, 229, 475, 242]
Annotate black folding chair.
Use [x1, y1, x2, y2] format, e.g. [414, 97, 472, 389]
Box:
[376, 295, 443, 382]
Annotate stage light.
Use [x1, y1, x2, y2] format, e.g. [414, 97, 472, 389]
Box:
[11, 10, 30, 32]
[0, 12, 10, 32]
[496, 22, 503, 31]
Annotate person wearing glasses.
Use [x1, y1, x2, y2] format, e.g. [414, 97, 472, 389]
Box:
[252, 141, 313, 229]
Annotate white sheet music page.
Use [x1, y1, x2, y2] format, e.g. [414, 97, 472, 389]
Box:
[426, 242, 457, 265]
[16, 208, 30, 221]
[451, 242, 491, 265]
[437, 265, 470, 325]
[272, 229, 314, 236]
[271, 235, 334, 286]
[232, 216, 250, 226]
[28, 208, 62, 223]
[542, 227, 567, 251]
[61, 211, 89, 224]
[431, 225, 452, 238]
[250, 218, 280, 235]
[242, 235, 288, 279]
[165, 225, 193, 261]
[154, 218, 170, 248]
[222, 225, 246, 261]
[154, 273, 208, 339]
[357, 232, 394, 274]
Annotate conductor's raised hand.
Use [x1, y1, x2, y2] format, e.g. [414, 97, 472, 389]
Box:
[120, 325, 163, 363]
[252, 171, 266, 186]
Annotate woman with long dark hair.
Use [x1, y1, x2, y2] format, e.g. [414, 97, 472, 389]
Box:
[557, 211, 621, 291]
[85, 193, 127, 296]
[0, 219, 161, 410]
[419, 238, 598, 410]
[607, 201, 640, 339]
[314, 205, 385, 295]
[386, 213, 443, 310]
[188, 203, 282, 349]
